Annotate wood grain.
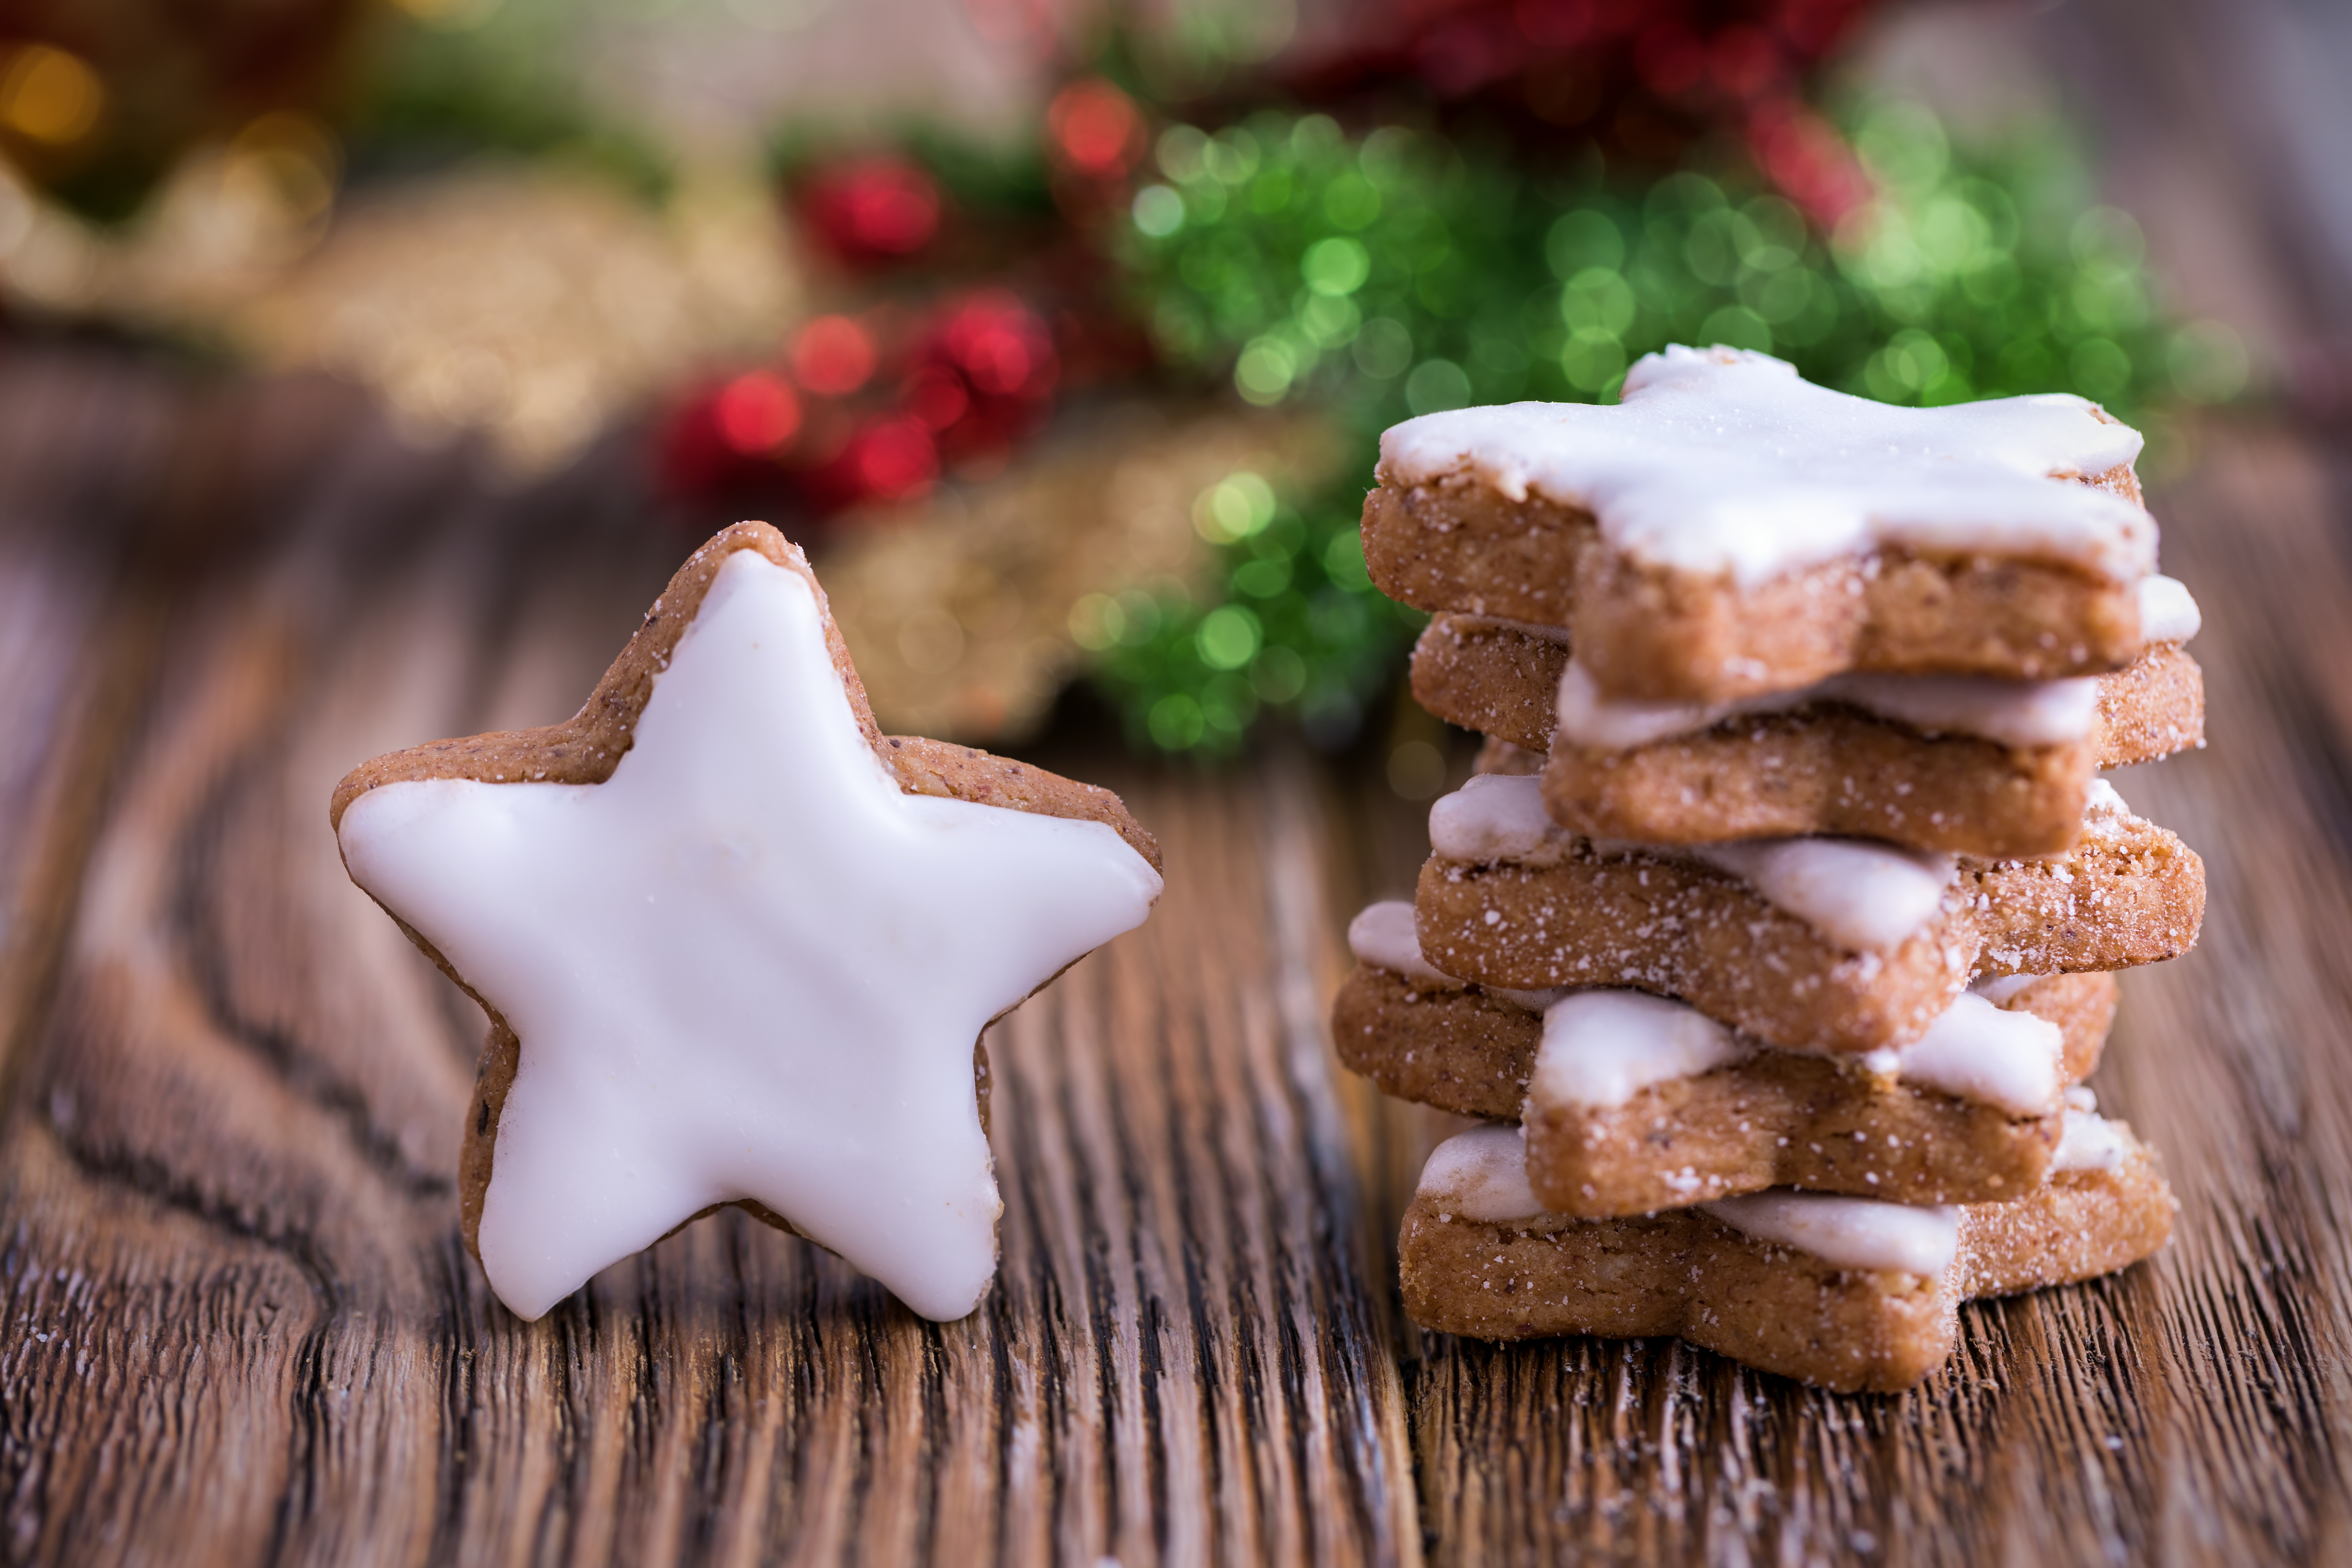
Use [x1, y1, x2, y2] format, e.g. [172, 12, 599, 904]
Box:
[0, 379, 1419, 1566]
[16, 364, 2352, 1564]
[10, 1, 2352, 1545]
[4, 382, 2352, 1566]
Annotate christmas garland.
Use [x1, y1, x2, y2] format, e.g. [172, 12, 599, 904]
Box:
[1076, 93, 2239, 754]
[331, 5, 2258, 758]
[653, 32, 2244, 756]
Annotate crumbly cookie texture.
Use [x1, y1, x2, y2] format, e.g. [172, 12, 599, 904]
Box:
[1366, 347, 2156, 703]
[334, 521, 1162, 1282]
[1409, 615, 2204, 858]
[1399, 1122, 2174, 1391]
[1414, 803, 2202, 1055]
[1332, 964, 2116, 1212]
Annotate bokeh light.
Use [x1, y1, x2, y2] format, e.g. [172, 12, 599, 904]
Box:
[0, 46, 103, 146]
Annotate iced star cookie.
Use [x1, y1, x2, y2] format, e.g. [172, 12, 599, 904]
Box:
[1364, 345, 2161, 703]
[1334, 902, 2118, 1212]
[330, 522, 1164, 1323]
[1408, 600, 2205, 857]
[1414, 772, 2202, 1056]
[1399, 1115, 2174, 1391]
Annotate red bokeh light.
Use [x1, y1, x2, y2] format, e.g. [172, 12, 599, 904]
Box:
[792, 315, 878, 397]
[1748, 100, 1871, 226]
[1047, 79, 1141, 177]
[1709, 26, 1783, 101]
[1415, 15, 1521, 97]
[797, 156, 942, 264]
[942, 291, 1057, 398]
[852, 418, 940, 500]
[713, 372, 800, 454]
[1513, 0, 1594, 49]
[904, 366, 972, 430]
[1634, 21, 1709, 98]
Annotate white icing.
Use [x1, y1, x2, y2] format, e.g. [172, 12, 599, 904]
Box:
[2081, 777, 2133, 837]
[1554, 655, 2100, 752]
[2137, 574, 2200, 644]
[1969, 972, 2042, 1005]
[1428, 772, 1562, 862]
[1524, 985, 2056, 1115]
[2053, 1109, 2130, 1173]
[1701, 1191, 1961, 1276]
[1531, 989, 1753, 1108]
[1690, 838, 1954, 956]
[1350, 899, 1568, 1008]
[1552, 659, 1718, 750]
[1382, 345, 2154, 588]
[1890, 992, 2064, 1117]
[338, 550, 1163, 1323]
[1416, 1123, 1543, 1222]
[1348, 900, 1453, 987]
[1807, 672, 2100, 749]
[1426, 773, 1956, 954]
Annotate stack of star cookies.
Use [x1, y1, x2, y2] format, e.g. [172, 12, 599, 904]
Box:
[1334, 346, 2205, 1392]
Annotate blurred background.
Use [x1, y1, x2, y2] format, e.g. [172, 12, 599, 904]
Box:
[0, 0, 2343, 787]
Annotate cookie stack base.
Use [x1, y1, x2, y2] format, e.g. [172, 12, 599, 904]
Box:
[1400, 1140, 2174, 1392]
[1335, 964, 2119, 1214]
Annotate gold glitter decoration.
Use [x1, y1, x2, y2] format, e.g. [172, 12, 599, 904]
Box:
[821, 402, 1344, 744]
[0, 117, 340, 323]
[230, 166, 799, 476]
[0, 148, 798, 479]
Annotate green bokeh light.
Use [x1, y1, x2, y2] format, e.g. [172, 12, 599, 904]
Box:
[1095, 96, 2232, 756]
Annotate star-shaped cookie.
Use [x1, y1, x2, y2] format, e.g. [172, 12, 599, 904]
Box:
[331, 523, 1163, 1322]
[1364, 345, 2165, 701]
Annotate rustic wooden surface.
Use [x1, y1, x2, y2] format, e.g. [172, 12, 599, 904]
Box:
[9, 6, 2352, 1559]
[3, 355, 2351, 1568]
[0, 352, 1434, 1566]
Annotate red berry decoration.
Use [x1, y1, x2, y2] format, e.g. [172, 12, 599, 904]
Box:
[794, 155, 943, 268]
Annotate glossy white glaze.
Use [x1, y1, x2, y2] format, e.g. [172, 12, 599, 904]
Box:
[2053, 1108, 2131, 1173]
[1427, 772, 1958, 955]
[1416, 1123, 1542, 1223]
[2137, 573, 2201, 644]
[1891, 991, 2065, 1117]
[1531, 989, 1752, 1108]
[1381, 344, 2153, 588]
[1554, 656, 2103, 751]
[340, 550, 1162, 1323]
[1347, 899, 1451, 986]
[1700, 1190, 1962, 1276]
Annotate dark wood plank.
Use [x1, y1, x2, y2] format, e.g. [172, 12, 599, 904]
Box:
[0, 396, 1422, 1566]
[0, 348, 182, 1108]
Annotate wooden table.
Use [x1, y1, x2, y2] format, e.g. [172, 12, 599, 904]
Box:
[2, 337, 2349, 1566]
[7, 3, 2352, 1545]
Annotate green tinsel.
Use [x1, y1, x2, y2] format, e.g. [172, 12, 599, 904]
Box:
[1090, 98, 2248, 756]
